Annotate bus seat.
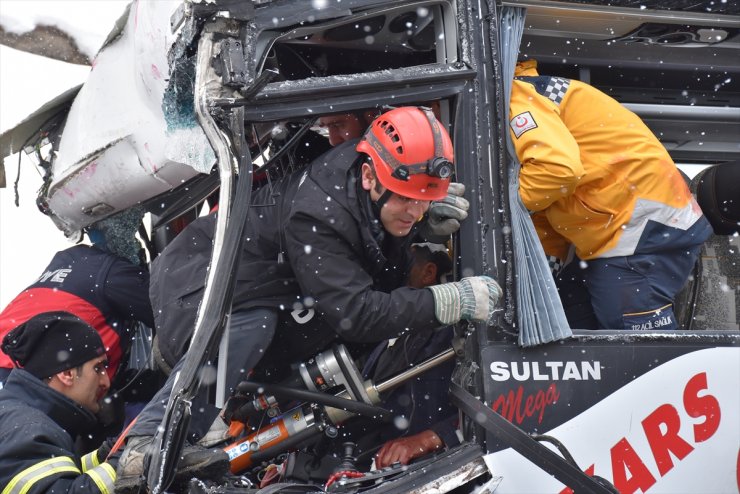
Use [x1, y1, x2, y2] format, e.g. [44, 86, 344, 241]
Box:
[675, 161, 740, 330]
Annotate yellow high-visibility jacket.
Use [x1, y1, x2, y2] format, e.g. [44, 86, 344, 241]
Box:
[510, 60, 709, 261]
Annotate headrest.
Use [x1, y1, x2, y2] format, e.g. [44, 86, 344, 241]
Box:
[692, 161, 740, 235]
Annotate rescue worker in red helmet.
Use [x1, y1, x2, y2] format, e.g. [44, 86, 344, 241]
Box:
[118, 106, 501, 483]
[358, 105, 453, 198]
[356, 106, 455, 238]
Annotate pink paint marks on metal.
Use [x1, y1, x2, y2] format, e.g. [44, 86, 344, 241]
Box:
[80, 161, 99, 178]
[63, 161, 98, 198]
[151, 64, 162, 80]
[144, 143, 159, 172]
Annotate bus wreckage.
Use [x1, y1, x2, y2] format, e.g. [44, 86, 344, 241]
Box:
[0, 0, 738, 492]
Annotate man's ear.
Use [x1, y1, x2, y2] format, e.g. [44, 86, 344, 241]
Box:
[53, 369, 77, 387]
[360, 162, 376, 192]
[421, 262, 438, 287]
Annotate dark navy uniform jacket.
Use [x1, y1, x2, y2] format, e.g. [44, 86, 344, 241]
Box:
[0, 369, 116, 493]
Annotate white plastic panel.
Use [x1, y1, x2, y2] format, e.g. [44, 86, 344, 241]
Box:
[48, 0, 214, 233]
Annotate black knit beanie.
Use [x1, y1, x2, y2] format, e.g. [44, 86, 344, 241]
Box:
[1, 312, 105, 379]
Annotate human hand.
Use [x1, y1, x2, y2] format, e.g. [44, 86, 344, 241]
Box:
[93, 436, 120, 469]
[374, 430, 443, 469]
[426, 182, 469, 236]
[428, 275, 502, 325]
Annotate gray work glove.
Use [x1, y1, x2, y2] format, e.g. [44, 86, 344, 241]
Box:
[427, 182, 469, 237]
[428, 276, 502, 325]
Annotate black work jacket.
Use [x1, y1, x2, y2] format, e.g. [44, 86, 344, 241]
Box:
[237, 140, 438, 329]
[0, 369, 115, 493]
[151, 141, 439, 367]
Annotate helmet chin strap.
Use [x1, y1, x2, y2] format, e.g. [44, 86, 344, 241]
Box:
[375, 189, 394, 211]
[366, 159, 394, 213]
[370, 189, 393, 223]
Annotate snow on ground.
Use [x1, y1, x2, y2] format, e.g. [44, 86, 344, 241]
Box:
[0, 1, 128, 308]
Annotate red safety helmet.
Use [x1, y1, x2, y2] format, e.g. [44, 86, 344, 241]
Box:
[356, 106, 453, 201]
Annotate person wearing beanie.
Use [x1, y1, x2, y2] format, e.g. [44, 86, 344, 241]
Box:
[0, 207, 154, 387]
[0, 207, 157, 455]
[0, 312, 117, 493]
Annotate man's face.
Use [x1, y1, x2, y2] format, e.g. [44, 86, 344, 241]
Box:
[361, 164, 430, 237]
[319, 113, 366, 146]
[66, 356, 110, 414]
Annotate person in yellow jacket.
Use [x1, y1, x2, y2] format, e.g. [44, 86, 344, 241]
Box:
[510, 60, 712, 330]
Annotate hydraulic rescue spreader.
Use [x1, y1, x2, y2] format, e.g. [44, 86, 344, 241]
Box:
[222, 344, 456, 474]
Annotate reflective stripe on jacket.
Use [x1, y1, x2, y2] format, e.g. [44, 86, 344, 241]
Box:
[3, 460, 115, 494]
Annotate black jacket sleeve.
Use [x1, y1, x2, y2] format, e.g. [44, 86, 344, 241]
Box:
[103, 259, 155, 328]
[430, 415, 460, 448]
[286, 211, 439, 342]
